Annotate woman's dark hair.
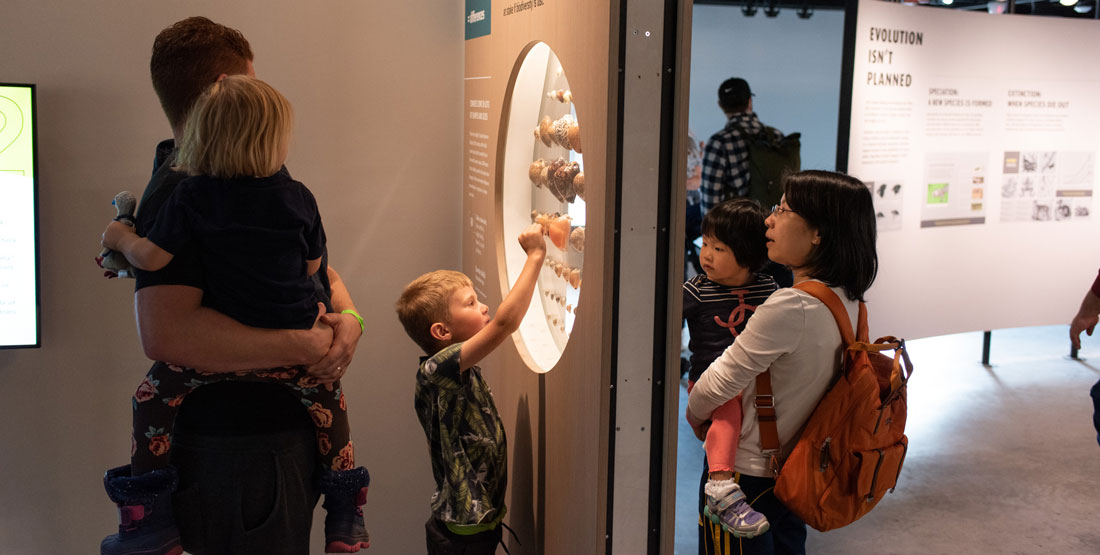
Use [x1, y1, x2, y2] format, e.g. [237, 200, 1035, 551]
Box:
[783, 170, 878, 301]
[701, 198, 770, 273]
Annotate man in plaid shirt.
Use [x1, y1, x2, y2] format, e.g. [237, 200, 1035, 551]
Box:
[700, 77, 785, 213]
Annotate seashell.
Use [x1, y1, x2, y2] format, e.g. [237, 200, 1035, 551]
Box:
[547, 216, 571, 250]
[545, 158, 567, 202]
[553, 261, 564, 277]
[569, 226, 585, 252]
[529, 160, 547, 185]
[563, 90, 573, 103]
[568, 268, 581, 289]
[551, 161, 580, 204]
[538, 115, 555, 147]
[566, 122, 582, 153]
[531, 209, 540, 222]
[553, 115, 576, 150]
[573, 172, 585, 201]
[566, 304, 573, 313]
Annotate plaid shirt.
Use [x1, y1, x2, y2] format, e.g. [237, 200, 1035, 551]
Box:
[700, 112, 779, 213]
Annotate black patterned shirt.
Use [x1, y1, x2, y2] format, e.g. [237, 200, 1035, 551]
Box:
[414, 342, 508, 532]
[683, 273, 778, 383]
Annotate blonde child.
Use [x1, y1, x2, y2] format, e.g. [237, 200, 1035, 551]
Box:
[395, 224, 546, 554]
[100, 76, 370, 554]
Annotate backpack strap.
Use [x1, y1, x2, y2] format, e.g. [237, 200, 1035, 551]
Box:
[754, 281, 866, 474]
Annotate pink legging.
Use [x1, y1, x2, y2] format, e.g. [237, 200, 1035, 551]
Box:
[688, 381, 742, 474]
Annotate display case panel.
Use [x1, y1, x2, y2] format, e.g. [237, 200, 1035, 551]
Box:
[499, 43, 585, 372]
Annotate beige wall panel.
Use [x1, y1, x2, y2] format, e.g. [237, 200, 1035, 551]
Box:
[464, 2, 615, 553]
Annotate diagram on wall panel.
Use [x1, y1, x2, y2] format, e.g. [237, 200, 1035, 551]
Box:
[865, 179, 904, 231]
[1000, 150, 1093, 222]
[920, 151, 987, 227]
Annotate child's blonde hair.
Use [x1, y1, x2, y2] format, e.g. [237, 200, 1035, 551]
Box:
[175, 75, 292, 178]
[396, 270, 473, 355]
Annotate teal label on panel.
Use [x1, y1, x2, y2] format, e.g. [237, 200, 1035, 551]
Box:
[466, 0, 491, 40]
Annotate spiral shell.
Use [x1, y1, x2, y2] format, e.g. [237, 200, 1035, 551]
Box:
[569, 226, 585, 252]
[529, 159, 548, 186]
[538, 115, 555, 147]
[566, 122, 582, 153]
[545, 158, 567, 202]
[573, 172, 585, 201]
[551, 161, 580, 204]
[568, 268, 581, 289]
[553, 114, 576, 150]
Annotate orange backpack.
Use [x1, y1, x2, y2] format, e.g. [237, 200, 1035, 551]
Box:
[755, 281, 912, 532]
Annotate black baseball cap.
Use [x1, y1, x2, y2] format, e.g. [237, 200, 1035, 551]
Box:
[718, 78, 753, 110]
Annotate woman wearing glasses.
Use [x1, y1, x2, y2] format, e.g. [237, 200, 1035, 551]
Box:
[687, 170, 878, 555]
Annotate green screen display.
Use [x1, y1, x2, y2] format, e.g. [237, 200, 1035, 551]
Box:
[0, 83, 39, 347]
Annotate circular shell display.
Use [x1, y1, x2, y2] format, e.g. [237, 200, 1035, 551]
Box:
[499, 42, 586, 373]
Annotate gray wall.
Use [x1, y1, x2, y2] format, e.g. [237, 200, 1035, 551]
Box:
[689, 5, 845, 172]
[0, 2, 461, 553]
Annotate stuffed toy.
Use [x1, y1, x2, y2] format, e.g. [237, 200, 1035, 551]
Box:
[95, 191, 136, 279]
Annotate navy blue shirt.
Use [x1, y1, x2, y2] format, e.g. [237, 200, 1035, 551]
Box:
[145, 169, 326, 330]
[683, 273, 777, 383]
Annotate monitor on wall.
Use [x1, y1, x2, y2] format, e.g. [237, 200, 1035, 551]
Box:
[0, 83, 40, 348]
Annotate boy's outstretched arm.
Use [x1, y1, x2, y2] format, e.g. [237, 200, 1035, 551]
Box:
[101, 220, 173, 271]
[460, 223, 546, 370]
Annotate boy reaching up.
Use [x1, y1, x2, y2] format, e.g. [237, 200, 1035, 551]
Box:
[396, 223, 546, 554]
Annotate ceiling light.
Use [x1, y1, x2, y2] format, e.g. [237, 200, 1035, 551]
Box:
[1059, 0, 1078, 6]
[1074, 3, 1092, 11]
[942, 0, 954, 4]
[764, 0, 781, 17]
[797, 4, 814, 18]
[742, 0, 758, 16]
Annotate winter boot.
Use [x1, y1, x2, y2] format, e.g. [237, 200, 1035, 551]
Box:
[100, 464, 182, 555]
[320, 466, 371, 553]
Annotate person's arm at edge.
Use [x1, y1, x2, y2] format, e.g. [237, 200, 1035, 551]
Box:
[307, 265, 363, 383]
[460, 224, 546, 371]
[136, 284, 332, 373]
[1070, 270, 1100, 350]
[102, 221, 173, 271]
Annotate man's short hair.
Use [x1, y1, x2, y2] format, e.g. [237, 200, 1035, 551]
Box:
[175, 76, 293, 179]
[396, 270, 473, 355]
[150, 16, 254, 131]
[718, 77, 753, 113]
[701, 198, 769, 273]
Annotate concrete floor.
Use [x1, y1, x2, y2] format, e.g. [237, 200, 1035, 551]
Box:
[674, 325, 1100, 555]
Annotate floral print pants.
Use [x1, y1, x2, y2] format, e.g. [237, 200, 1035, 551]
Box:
[131, 361, 354, 475]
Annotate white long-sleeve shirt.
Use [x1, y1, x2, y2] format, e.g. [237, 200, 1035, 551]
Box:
[686, 282, 859, 477]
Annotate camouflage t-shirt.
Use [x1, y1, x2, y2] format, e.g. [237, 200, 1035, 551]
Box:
[414, 342, 508, 532]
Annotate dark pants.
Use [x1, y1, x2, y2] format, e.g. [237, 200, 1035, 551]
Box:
[132, 361, 352, 474]
[425, 517, 503, 555]
[698, 457, 806, 555]
[1092, 378, 1100, 446]
[170, 424, 320, 555]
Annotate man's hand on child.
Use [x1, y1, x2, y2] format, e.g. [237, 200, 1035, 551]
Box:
[308, 310, 362, 384]
[517, 223, 546, 255]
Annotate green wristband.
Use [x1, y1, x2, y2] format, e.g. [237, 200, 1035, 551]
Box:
[341, 309, 364, 333]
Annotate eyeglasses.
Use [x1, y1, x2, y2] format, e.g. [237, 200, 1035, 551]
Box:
[770, 204, 795, 216]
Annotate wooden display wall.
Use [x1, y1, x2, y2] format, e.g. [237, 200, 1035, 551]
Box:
[463, 1, 614, 553]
